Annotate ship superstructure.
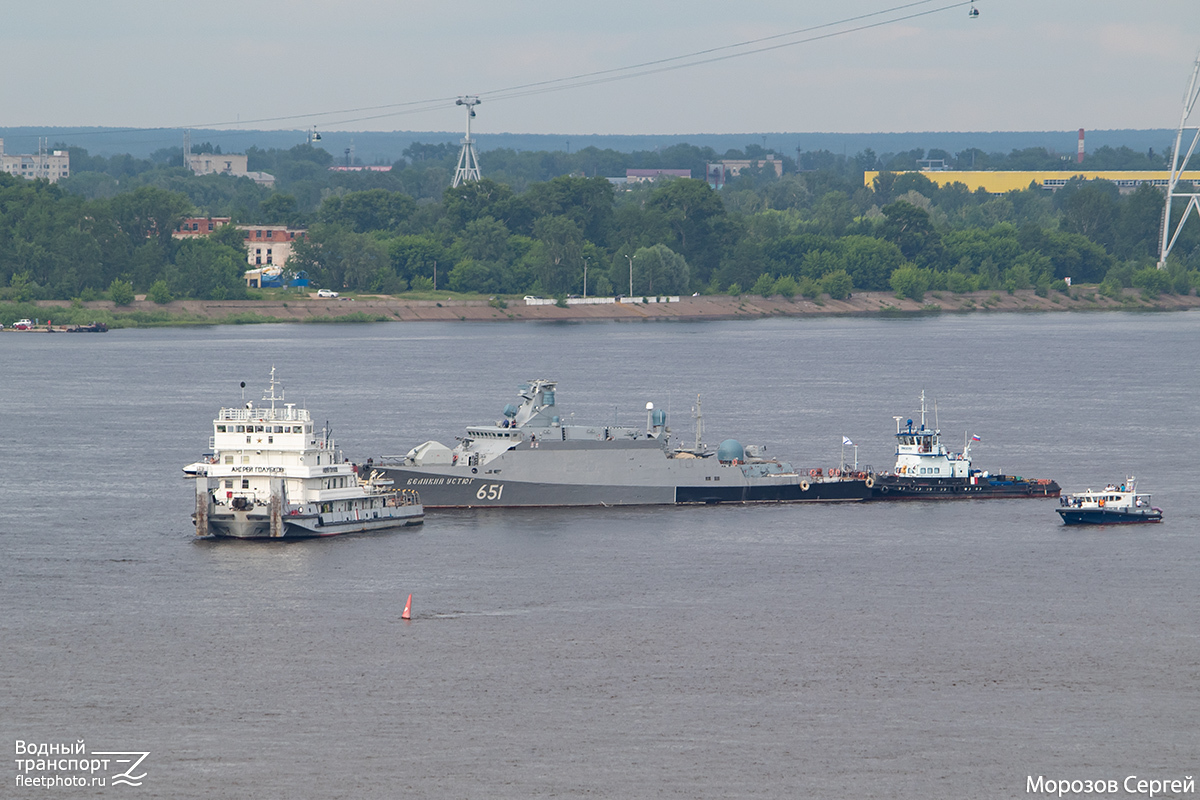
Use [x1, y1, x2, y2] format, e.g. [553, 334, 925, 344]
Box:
[194, 369, 423, 538]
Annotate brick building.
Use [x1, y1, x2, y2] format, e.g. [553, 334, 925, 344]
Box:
[172, 217, 307, 274]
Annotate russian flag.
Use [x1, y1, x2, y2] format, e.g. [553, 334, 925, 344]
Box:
[971, 434, 981, 442]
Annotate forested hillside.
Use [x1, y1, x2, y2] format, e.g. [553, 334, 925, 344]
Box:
[1, 140, 1197, 308]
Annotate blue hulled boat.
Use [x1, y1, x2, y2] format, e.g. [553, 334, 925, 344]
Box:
[1057, 478, 1163, 525]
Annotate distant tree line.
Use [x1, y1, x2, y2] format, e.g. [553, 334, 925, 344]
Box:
[2, 140, 1200, 312]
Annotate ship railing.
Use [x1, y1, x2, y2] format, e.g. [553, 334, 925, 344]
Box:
[218, 407, 312, 422]
[385, 489, 421, 507]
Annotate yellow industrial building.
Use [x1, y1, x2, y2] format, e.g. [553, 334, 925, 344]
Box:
[863, 170, 1200, 194]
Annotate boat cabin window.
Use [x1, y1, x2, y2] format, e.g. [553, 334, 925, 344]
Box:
[242, 456, 250, 464]
[224, 480, 233, 488]
[236, 425, 245, 433]
[217, 425, 227, 432]
[242, 479, 249, 489]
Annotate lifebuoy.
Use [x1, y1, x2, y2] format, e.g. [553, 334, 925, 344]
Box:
[809, 469, 819, 477]
[865, 476, 875, 488]
[799, 479, 810, 492]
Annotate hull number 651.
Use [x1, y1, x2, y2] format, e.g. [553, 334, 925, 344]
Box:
[476, 484, 505, 500]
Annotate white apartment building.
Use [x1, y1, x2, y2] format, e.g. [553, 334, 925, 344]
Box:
[186, 152, 275, 188]
[0, 139, 70, 183]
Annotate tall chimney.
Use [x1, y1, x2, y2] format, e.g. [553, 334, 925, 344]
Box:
[1077, 129, 1085, 163]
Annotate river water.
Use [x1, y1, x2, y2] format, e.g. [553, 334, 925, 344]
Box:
[2, 313, 1197, 798]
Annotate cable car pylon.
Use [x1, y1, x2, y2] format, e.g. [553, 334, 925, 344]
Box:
[452, 96, 482, 188]
[1158, 48, 1200, 268]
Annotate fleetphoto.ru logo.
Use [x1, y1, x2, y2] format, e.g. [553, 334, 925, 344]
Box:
[14, 740, 150, 789]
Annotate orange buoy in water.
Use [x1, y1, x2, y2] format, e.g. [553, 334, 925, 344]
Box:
[401, 593, 412, 620]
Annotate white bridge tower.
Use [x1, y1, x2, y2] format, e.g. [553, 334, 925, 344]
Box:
[452, 96, 482, 188]
[1158, 49, 1200, 268]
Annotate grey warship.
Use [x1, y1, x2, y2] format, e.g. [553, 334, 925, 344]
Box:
[375, 380, 870, 508]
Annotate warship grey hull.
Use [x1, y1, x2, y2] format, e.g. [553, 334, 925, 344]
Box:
[380, 440, 868, 508]
[386, 468, 867, 507]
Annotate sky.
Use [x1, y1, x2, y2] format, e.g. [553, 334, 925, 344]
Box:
[3, 0, 1200, 137]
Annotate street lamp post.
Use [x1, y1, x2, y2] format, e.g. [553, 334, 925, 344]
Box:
[625, 253, 635, 297]
[583, 257, 589, 299]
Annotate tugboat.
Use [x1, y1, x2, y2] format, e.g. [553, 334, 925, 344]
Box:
[193, 369, 424, 538]
[1057, 478, 1163, 525]
[376, 379, 869, 507]
[869, 392, 1060, 500]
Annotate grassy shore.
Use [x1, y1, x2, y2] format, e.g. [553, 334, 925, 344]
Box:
[4, 287, 1199, 330]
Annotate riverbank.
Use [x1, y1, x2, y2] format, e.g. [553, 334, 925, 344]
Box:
[9, 287, 1200, 327]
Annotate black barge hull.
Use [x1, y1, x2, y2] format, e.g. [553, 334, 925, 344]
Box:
[675, 478, 870, 505]
[869, 475, 1060, 501]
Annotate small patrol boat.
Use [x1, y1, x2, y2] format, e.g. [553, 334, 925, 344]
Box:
[193, 369, 423, 538]
[870, 392, 1060, 500]
[1057, 478, 1162, 525]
